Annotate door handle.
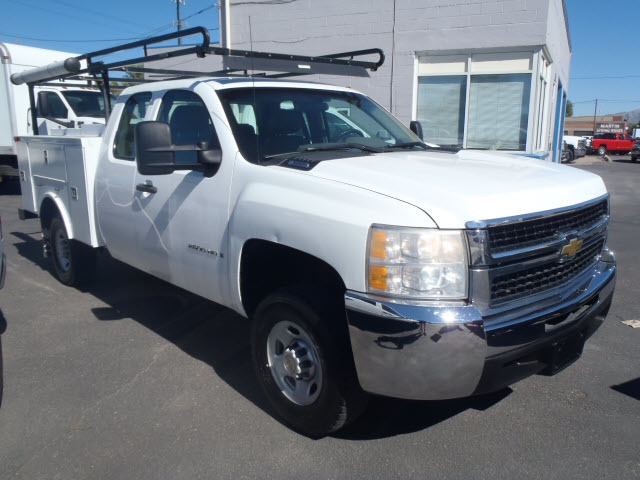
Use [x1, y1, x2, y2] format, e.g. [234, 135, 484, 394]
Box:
[136, 183, 157, 194]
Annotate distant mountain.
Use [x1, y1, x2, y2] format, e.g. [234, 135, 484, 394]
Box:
[608, 108, 640, 124]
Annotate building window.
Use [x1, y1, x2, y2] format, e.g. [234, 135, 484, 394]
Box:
[467, 74, 531, 151]
[415, 52, 535, 151]
[529, 53, 551, 152]
[416, 76, 466, 147]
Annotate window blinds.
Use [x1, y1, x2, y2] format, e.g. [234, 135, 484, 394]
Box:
[416, 76, 466, 147]
[466, 74, 531, 150]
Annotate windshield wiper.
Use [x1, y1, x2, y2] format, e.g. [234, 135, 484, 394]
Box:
[262, 143, 383, 162]
[385, 141, 428, 150]
[302, 143, 383, 154]
[386, 142, 461, 153]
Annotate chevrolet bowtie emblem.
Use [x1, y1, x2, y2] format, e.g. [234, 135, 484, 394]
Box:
[561, 238, 583, 257]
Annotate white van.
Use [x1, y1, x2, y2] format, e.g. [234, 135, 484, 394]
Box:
[0, 43, 110, 181]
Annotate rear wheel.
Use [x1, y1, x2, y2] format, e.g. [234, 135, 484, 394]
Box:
[251, 287, 367, 437]
[598, 145, 607, 156]
[49, 216, 96, 286]
[631, 155, 638, 162]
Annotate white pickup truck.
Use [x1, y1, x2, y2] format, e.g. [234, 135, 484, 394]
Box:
[16, 75, 617, 436]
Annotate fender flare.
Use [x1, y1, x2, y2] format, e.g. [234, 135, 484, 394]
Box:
[40, 192, 75, 240]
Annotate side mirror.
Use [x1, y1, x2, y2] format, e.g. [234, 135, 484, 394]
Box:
[197, 143, 222, 166]
[376, 130, 392, 141]
[135, 121, 223, 177]
[135, 121, 176, 175]
[409, 120, 423, 140]
[37, 91, 50, 117]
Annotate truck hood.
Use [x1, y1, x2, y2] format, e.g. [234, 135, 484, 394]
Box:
[305, 150, 608, 228]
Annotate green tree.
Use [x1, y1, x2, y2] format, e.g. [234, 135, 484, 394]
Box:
[565, 100, 574, 117]
[110, 67, 144, 95]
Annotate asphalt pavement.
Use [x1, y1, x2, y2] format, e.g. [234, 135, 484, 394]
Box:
[0, 157, 638, 479]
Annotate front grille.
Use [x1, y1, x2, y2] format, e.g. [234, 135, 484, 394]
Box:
[490, 239, 605, 304]
[487, 200, 608, 253]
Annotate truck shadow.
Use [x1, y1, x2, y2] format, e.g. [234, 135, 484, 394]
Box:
[334, 389, 511, 440]
[611, 378, 640, 401]
[11, 231, 50, 270]
[13, 232, 512, 439]
[0, 180, 22, 196]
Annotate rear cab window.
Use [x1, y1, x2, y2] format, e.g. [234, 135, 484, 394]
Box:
[113, 92, 152, 160]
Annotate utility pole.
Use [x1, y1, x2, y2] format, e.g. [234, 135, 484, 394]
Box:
[174, 0, 185, 45]
[593, 98, 598, 135]
[220, 0, 231, 49]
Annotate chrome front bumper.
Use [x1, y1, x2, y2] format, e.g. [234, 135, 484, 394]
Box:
[345, 256, 616, 401]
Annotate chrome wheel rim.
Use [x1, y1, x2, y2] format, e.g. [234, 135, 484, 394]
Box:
[54, 229, 71, 272]
[266, 320, 323, 406]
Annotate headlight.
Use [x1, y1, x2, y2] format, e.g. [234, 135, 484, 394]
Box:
[367, 226, 468, 300]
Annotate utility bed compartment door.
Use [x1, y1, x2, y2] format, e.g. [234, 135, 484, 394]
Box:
[16, 141, 37, 213]
[29, 143, 67, 183]
[64, 144, 92, 245]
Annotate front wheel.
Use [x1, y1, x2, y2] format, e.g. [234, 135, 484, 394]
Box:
[631, 155, 638, 162]
[49, 216, 96, 286]
[598, 145, 607, 156]
[563, 149, 574, 163]
[251, 287, 367, 437]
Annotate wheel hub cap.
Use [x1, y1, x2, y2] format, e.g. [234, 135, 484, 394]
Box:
[283, 350, 299, 375]
[266, 321, 322, 406]
[54, 230, 71, 272]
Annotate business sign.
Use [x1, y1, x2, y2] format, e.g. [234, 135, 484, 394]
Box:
[595, 122, 626, 134]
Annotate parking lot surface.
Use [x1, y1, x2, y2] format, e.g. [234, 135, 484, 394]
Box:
[0, 157, 638, 480]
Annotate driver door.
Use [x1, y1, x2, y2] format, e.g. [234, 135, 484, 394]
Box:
[133, 87, 232, 303]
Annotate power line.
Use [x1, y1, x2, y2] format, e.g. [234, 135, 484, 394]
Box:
[0, 25, 219, 45]
[49, 0, 145, 29]
[3, 2, 219, 45]
[14, 0, 138, 36]
[182, 3, 219, 21]
[0, 32, 147, 43]
[231, 0, 297, 4]
[571, 74, 640, 80]
[572, 99, 640, 104]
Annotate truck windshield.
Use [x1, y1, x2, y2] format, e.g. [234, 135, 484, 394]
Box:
[62, 91, 116, 118]
[217, 87, 422, 162]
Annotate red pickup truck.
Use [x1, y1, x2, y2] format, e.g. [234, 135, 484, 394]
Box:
[592, 133, 637, 155]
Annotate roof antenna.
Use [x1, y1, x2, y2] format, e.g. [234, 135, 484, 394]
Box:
[249, 15, 261, 163]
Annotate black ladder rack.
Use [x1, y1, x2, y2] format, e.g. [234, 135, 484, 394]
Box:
[16, 26, 384, 134]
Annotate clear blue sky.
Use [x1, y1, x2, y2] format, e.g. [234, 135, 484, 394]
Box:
[565, 0, 640, 117]
[1, 0, 221, 70]
[2, 0, 638, 118]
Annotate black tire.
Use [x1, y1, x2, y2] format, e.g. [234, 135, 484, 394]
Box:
[598, 145, 607, 156]
[49, 216, 96, 286]
[632, 155, 638, 162]
[564, 149, 574, 163]
[251, 286, 367, 437]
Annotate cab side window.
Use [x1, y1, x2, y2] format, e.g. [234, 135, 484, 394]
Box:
[113, 92, 152, 160]
[158, 90, 219, 165]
